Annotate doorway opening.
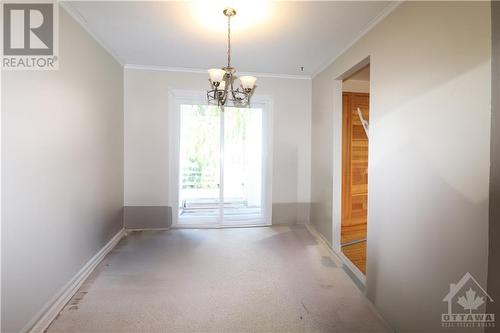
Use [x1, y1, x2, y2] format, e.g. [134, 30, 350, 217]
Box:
[168, 91, 273, 228]
[341, 64, 370, 275]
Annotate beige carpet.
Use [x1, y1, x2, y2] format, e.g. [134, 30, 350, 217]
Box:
[47, 226, 391, 333]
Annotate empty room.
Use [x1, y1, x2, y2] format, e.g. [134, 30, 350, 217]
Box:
[1, 0, 499, 332]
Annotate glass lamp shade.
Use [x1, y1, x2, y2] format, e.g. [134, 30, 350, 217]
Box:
[208, 68, 226, 83]
[217, 80, 226, 90]
[239, 76, 257, 90]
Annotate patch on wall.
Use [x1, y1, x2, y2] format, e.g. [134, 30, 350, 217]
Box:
[123, 206, 172, 229]
[272, 203, 310, 225]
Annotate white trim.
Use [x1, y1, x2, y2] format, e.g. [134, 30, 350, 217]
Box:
[312, 1, 402, 78]
[167, 90, 273, 228]
[330, 77, 368, 286]
[125, 228, 170, 232]
[337, 251, 367, 285]
[305, 223, 366, 285]
[262, 95, 274, 226]
[0, 49, 3, 333]
[332, 80, 343, 254]
[125, 64, 311, 80]
[305, 223, 332, 249]
[60, 1, 124, 66]
[24, 229, 126, 333]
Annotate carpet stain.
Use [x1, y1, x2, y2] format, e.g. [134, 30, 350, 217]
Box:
[301, 300, 311, 314]
[69, 291, 88, 307]
[321, 256, 337, 268]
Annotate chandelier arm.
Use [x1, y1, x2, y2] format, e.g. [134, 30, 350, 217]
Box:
[231, 89, 249, 106]
[222, 89, 228, 107]
[222, 73, 230, 106]
[228, 75, 245, 105]
[230, 75, 238, 101]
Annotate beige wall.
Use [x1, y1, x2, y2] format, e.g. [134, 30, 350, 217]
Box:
[310, 2, 491, 331]
[124, 68, 311, 226]
[1, 9, 124, 333]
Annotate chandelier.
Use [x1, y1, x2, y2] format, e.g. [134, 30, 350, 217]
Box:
[207, 7, 257, 108]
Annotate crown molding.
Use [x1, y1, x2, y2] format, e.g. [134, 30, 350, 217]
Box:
[311, 1, 402, 78]
[62, 0, 399, 80]
[124, 64, 311, 80]
[60, 1, 124, 66]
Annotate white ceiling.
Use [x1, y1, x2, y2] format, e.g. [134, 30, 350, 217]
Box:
[63, 1, 394, 77]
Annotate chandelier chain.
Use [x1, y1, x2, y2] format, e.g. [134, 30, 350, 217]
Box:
[227, 14, 231, 68]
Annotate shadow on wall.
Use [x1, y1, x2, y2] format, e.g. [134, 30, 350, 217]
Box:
[364, 54, 491, 333]
[370, 61, 491, 205]
[366, 143, 489, 331]
[487, 1, 500, 330]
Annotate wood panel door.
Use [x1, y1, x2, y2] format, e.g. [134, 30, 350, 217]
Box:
[341, 93, 369, 243]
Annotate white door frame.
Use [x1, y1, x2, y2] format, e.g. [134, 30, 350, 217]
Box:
[331, 57, 371, 285]
[332, 79, 367, 284]
[331, 79, 343, 254]
[167, 89, 273, 228]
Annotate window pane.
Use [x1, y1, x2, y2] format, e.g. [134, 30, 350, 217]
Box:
[223, 107, 263, 224]
[179, 104, 221, 223]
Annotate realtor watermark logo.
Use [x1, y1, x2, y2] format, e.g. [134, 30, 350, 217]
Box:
[442, 272, 495, 329]
[1, 0, 59, 70]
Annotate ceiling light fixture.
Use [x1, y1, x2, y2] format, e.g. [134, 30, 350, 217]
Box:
[207, 7, 256, 108]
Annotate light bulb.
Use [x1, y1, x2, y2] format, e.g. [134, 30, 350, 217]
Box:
[208, 68, 225, 83]
[239, 76, 257, 90]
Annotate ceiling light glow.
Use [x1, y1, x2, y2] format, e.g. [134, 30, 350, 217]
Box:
[191, 0, 272, 33]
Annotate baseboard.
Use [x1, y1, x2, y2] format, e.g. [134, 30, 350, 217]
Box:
[126, 227, 170, 231]
[172, 224, 269, 229]
[24, 228, 126, 333]
[305, 223, 366, 285]
[305, 222, 333, 248]
[337, 250, 367, 285]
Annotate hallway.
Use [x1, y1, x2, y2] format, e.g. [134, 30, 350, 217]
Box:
[47, 226, 390, 333]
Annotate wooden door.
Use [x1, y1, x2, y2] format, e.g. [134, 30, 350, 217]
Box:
[341, 93, 369, 243]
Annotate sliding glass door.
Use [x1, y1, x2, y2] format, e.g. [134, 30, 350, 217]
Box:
[178, 104, 264, 227]
[178, 104, 221, 225]
[222, 107, 263, 225]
